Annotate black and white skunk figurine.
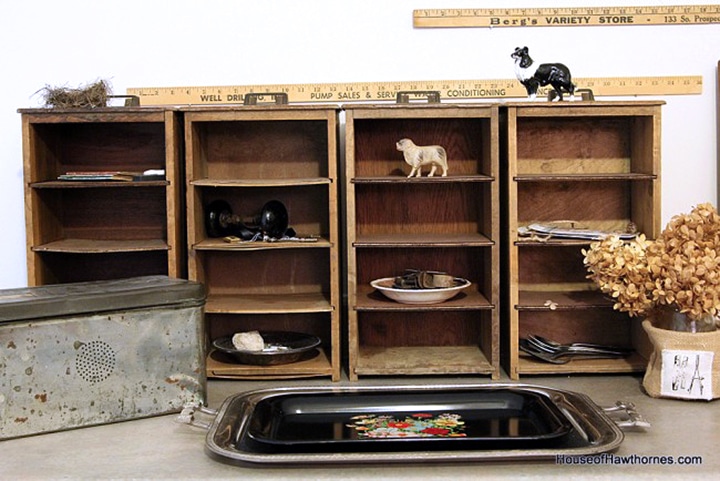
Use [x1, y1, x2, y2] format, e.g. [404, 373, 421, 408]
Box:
[511, 46, 575, 101]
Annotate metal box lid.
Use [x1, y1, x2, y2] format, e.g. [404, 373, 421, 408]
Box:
[0, 276, 205, 322]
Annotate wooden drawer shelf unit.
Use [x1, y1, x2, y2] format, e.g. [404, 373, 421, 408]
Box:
[345, 104, 501, 380]
[184, 106, 341, 381]
[503, 101, 663, 379]
[21, 108, 184, 285]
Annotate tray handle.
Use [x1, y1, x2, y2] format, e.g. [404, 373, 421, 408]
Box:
[603, 401, 651, 429]
[176, 402, 218, 431]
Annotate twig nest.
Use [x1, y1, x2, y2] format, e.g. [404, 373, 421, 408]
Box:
[38, 79, 111, 108]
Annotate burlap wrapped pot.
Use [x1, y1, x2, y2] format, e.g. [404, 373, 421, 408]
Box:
[642, 319, 720, 400]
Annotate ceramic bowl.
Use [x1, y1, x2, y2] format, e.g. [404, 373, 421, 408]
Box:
[370, 277, 471, 305]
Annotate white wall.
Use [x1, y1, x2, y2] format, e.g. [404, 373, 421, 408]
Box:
[1, 0, 718, 289]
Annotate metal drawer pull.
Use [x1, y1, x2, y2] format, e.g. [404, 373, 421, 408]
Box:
[396, 90, 441, 103]
[243, 92, 289, 105]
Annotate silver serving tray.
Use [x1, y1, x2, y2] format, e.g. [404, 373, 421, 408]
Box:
[189, 383, 629, 466]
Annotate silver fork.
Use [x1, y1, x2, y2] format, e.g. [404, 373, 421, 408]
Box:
[520, 337, 632, 364]
[519, 339, 571, 364]
[528, 335, 633, 356]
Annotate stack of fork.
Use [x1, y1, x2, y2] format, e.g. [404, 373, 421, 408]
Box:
[519, 335, 633, 364]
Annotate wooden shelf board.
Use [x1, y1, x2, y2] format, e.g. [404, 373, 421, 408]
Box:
[352, 175, 494, 184]
[508, 102, 664, 116]
[191, 178, 331, 187]
[515, 238, 594, 247]
[516, 351, 647, 375]
[194, 237, 331, 250]
[355, 345, 495, 375]
[355, 284, 493, 311]
[32, 180, 169, 189]
[517, 289, 614, 310]
[514, 173, 656, 182]
[19, 107, 168, 120]
[354, 233, 493, 247]
[206, 292, 333, 314]
[207, 348, 334, 379]
[182, 104, 339, 117]
[32, 238, 169, 253]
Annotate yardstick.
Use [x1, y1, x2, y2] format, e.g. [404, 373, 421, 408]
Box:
[127, 76, 701, 106]
[413, 4, 720, 28]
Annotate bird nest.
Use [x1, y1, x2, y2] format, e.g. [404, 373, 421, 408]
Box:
[39, 79, 111, 108]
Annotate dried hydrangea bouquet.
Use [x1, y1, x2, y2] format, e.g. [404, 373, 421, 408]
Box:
[583, 202, 720, 333]
[584, 203, 720, 399]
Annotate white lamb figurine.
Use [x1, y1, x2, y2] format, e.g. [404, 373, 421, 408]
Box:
[396, 138, 448, 178]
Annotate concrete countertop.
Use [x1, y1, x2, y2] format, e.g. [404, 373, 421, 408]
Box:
[1, 374, 717, 480]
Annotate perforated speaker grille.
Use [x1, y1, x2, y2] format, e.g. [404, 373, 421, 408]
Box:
[75, 340, 116, 383]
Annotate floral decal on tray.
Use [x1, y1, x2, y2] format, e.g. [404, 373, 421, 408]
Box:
[347, 412, 466, 438]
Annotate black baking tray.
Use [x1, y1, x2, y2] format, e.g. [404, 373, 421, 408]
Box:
[244, 388, 572, 453]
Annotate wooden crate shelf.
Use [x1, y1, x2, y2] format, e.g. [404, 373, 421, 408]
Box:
[184, 105, 341, 381]
[19, 101, 666, 382]
[20, 107, 185, 285]
[31, 238, 169, 253]
[345, 103, 501, 380]
[193, 238, 331, 251]
[355, 346, 495, 376]
[356, 283, 493, 311]
[354, 233, 494, 247]
[516, 351, 649, 375]
[205, 292, 333, 314]
[191, 178, 331, 188]
[207, 347, 334, 379]
[503, 101, 663, 379]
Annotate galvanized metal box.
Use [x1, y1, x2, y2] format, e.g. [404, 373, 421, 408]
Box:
[0, 276, 206, 440]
